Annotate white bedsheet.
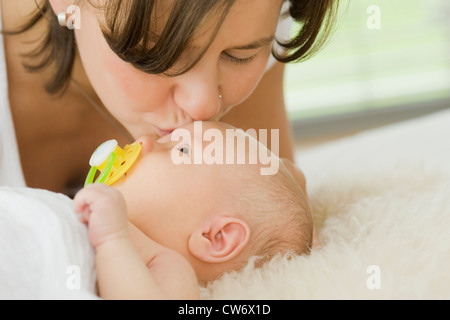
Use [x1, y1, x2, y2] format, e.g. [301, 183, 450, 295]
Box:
[0, 187, 97, 300]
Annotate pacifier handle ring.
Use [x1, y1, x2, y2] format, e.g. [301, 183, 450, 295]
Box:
[97, 152, 117, 184]
[84, 166, 98, 187]
[84, 152, 117, 187]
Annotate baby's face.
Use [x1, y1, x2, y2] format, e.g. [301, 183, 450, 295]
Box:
[113, 121, 279, 253]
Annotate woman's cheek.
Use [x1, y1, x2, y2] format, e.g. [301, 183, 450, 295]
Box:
[102, 49, 167, 113]
[225, 56, 270, 106]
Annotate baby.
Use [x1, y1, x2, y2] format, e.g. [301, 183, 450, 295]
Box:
[74, 121, 313, 300]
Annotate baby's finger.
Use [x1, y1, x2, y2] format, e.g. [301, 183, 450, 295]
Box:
[76, 211, 88, 224]
[73, 184, 102, 211]
[79, 207, 91, 224]
[73, 191, 89, 214]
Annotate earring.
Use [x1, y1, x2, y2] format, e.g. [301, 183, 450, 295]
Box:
[218, 94, 223, 99]
[58, 11, 67, 27]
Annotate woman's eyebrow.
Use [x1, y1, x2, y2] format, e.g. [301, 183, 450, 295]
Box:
[187, 35, 275, 52]
[230, 36, 275, 50]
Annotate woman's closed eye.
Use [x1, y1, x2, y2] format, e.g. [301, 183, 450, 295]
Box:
[222, 52, 257, 65]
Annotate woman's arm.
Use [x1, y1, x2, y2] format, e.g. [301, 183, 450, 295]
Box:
[222, 62, 295, 162]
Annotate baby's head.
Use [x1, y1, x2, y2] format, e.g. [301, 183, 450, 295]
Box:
[217, 154, 313, 270]
[113, 121, 312, 284]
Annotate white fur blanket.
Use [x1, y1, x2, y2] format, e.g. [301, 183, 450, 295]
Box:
[0, 187, 97, 299]
[201, 109, 450, 299]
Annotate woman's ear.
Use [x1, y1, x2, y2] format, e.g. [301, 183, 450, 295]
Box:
[48, 0, 70, 14]
[188, 216, 250, 263]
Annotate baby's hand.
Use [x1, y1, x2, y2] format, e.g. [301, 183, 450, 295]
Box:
[74, 184, 128, 249]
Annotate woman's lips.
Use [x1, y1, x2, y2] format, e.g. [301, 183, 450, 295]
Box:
[154, 127, 175, 137]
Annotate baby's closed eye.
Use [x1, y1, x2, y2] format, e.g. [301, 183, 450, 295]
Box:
[178, 146, 190, 155]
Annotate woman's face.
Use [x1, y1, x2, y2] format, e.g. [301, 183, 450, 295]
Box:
[74, 0, 284, 140]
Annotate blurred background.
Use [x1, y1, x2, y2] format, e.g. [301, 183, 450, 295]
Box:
[285, 0, 450, 150]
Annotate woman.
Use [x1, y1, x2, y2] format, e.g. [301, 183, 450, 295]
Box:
[0, 0, 338, 194]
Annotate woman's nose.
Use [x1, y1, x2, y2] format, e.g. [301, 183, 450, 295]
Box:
[173, 66, 222, 121]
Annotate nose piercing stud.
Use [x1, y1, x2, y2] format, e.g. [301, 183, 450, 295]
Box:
[219, 94, 223, 99]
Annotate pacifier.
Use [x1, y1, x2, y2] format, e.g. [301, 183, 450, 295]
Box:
[84, 139, 141, 187]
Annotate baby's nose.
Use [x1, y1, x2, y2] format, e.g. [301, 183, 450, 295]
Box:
[135, 136, 155, 154]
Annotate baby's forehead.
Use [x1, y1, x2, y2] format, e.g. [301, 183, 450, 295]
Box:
[177, 120, 279, 162]
[184, 121, 235, 132]
[183, 121, 268, 145]
[208, 121, 236, 131]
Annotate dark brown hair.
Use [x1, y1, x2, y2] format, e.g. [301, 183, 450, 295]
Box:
[2, 0, 339, 95]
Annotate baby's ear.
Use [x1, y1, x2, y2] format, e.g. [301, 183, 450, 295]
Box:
[188, 216, 250, 263]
